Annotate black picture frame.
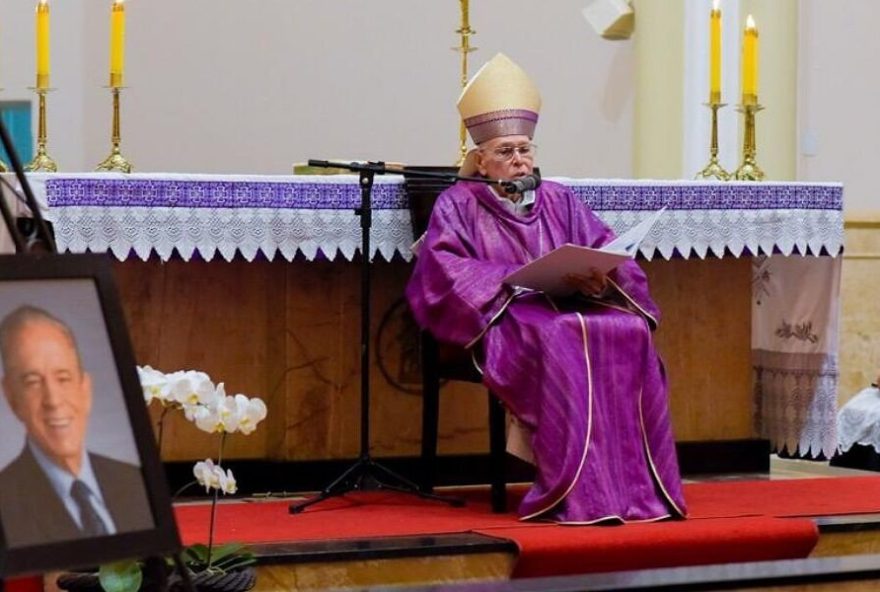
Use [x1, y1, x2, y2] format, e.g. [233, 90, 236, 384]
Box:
[0, 253, 180, 577]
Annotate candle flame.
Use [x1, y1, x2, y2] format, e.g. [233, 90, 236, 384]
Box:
[712, 0, 720, 11]
[37, 0, 47, 7]
[115, 0, 125, 5]
[746, 14, 756, 30]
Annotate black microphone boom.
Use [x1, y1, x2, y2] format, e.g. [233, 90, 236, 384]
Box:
[500, 174, 541, 195]
[305, 160, 541, 195]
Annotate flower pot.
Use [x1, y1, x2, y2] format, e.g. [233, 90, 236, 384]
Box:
[56, 566, 256, 592]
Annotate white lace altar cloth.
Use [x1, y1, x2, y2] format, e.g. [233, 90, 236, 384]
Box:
[22, 173, 842, 263]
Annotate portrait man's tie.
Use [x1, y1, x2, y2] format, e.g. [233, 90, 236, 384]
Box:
[70, 480, 108, 536]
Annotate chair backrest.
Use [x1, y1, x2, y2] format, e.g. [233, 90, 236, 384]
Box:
[404, 166, 459, 240]
[404, 166, 484, 381]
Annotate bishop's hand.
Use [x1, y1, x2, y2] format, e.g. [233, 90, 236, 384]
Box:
[564, 269, 608, 297]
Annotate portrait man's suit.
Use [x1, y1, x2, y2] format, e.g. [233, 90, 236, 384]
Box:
[0, 445, 153, 547]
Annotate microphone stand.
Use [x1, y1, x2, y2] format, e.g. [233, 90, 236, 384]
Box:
[289, 160, 505, 514]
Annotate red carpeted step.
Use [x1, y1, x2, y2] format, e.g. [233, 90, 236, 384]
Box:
[685, 476, 880, 519]
[173, 477, 880, 578]
[175, 491, 520, 545]
[483, 517, 818, 578]
[3, 576, 43, 592]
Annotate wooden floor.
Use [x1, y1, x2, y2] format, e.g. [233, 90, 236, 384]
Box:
[685, 454, 876, 483]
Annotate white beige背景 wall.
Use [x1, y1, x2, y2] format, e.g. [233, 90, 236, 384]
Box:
[1, 0, 86, 172]
[797, 0, 879, 214]
[1, 1, 878, 210]
[797, 1, 880, 397]
[2, 1, 635, 178]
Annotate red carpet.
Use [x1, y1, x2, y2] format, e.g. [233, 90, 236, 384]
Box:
[174, 476, 880, 578]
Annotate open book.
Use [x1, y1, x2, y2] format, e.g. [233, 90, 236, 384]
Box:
[503, 207, 665, 296]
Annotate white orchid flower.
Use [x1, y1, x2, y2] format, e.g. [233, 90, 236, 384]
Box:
[138, 365, 172, 405]
[236, 396, 268, 435]
[181, 382, 219, 425]
[192, 459, 237, 495]
[217, 393, 243, 434]
[191, 403, 224, 434]
[193, 459, 219, 492]
[217, 467, 238, 495]
[169, 371, 216, 408]
[141, 367, 266, 503]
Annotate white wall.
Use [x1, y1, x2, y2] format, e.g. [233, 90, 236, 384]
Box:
[5, 0, 872, 208]
[3, 1, 635, 178]
[1, 0, 86, 171]
[797, 0, 878, 213]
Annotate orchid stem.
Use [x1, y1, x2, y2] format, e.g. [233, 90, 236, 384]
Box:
[157, 406, 170, 455]
[206, 432, 227, 569]
[172, 479, 199, 499]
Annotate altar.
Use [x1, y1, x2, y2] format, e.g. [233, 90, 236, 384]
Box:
[9, 173, 845, 471]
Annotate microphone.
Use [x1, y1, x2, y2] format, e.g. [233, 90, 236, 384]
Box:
[500, 174, 541, 195]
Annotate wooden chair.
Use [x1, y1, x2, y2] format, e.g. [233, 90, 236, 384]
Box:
[405, 167, 508, 513]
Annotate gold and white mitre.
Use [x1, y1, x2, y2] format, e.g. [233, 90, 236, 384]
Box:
[457, 53, 542, 175]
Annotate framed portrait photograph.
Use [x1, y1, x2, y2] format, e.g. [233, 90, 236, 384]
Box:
[0, 254, 180, 577]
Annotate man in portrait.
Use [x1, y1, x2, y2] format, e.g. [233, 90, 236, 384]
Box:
[0, 305, 153, 548]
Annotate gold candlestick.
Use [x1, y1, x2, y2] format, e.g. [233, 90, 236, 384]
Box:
[25, 88, 57, 172]
[733, 103, 764, 181]
[695, 102, 730, 181]
[453, 0, 476, 165]
[96, 86, 132, 173]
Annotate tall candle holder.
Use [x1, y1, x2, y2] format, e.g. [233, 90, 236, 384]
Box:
[96, 86, 132, 173]
[24, 87, 57, 172]
[695, 102, 730, 180]
[453, 0, 476, 166]
[733, 103, 764, 181]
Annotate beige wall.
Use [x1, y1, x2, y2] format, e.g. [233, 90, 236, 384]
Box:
[2, 1, 635, 178]
[839, 218, 880, 401]
[798, 0, 879, 214]
[1, 0, 86, 171]
[796, 1, 880, 400]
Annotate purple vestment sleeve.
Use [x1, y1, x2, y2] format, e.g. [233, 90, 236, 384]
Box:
[405, 185, 520, 347]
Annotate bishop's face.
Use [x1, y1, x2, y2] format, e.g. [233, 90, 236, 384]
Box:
[475, 134, 535, 183]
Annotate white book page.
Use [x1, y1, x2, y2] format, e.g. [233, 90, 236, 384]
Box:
[603, 207, 666, 255]
[502, 207, 665, 296]
[502, 244, 629, 296]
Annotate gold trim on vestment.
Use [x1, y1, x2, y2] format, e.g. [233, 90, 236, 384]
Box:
[606, 277, 659, 329]
[549, 315, 683, 524]
[549, 512, 673, 526]
[520, 310, 593, 521]
[637, 328, 687, 518]
[464, 289, 519, 350]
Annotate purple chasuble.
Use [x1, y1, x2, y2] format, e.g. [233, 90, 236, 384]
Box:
[406, 180, 687, 523]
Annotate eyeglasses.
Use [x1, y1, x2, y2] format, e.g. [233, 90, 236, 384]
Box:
[481, 143, 537, 162]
